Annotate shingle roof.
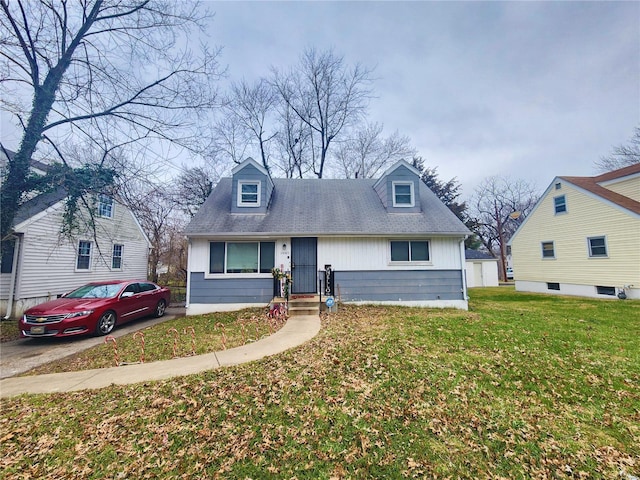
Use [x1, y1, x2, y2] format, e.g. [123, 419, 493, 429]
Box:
[465, 249, 496, 260]
[185, 178, 470, 237]
[560, 163, 640, 215]
[14, 187, 67, 226]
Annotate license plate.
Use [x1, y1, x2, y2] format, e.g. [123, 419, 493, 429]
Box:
[30, 326, 45, 335]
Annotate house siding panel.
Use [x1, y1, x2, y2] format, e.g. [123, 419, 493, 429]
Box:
[189, 273, 273, 304]
[7, 200, 148, 303]
[603, 176, 640, 202]
[511, 182, 640, 290]
[335, 270, 464, 301]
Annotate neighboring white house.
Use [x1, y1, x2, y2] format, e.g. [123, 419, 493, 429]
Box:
[508, 163, 640, 300]
[465, 250, 499, 288]
[183, 158, 471, 314]
[1, 152, 151, 319]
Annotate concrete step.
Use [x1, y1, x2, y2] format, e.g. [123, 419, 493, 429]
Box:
[288, 295, 320, 317]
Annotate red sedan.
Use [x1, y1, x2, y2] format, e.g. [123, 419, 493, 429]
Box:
[20, 280, 171, 338]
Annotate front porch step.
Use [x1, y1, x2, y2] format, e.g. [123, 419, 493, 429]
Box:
[288, 295, 320, 317]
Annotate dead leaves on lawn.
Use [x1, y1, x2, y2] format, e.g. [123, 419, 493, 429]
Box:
[1, 302, 639, 478]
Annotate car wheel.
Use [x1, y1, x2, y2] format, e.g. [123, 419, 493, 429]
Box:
[95, 311, 116, 336]
[155, 299, 167, 318]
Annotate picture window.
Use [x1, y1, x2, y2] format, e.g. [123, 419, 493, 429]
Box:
[209, 241, 275, 274]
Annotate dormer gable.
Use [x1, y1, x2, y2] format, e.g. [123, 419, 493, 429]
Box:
[373, 160, 422, 213]
[231, 158, 274, 214]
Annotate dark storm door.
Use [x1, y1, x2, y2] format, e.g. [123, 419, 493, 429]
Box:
[291, 237, 317, 294]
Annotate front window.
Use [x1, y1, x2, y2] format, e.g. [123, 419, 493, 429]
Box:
[588, 236, 607, 257]
[112, 244, 123, 269]
[98, 195, 114, 218]
[238, 181, 261, 206]
[541, 241, 555, 259]
[390, 240, 430, 262]
[392, 182, 414, 207]
[554, 195, 566, 214]
[77, 241, 92, 270]
[209, 241, 275, 274]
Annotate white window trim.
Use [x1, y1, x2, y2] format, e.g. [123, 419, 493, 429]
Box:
[392, 181, 415, 207]
[541, 241, 556, 259]
[112, 244, 124, 270]
[237, 181, 261, 207]
[206, 240, 274, 278]
[98, 194, 114, 218]
[76, 240, 92, 271]
[587, 236, 608, 258]
[388, 239, 432, 266]
[553, 195, 567, 215]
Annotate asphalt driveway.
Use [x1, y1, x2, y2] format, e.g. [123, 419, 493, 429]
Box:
[0, 306, 185, 379]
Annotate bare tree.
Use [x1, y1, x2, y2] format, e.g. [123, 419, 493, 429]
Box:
[0, 0, 221, 242]
[469, 176, 539, 281]
[272, 102, 313, 178]
[172, 166, 216, 217]
[335, 123, 416, 178]
[272, 48, 374, 178]
[595, 126, 640, 172]
[219, 78, 278, 172]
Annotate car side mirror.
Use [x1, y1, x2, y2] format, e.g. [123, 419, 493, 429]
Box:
[121, 291, 134, 298]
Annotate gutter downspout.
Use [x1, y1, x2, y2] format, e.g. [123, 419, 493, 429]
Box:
[3, 234, 21, 320]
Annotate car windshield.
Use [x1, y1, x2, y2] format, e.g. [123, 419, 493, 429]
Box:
[66, 283, 125, 299]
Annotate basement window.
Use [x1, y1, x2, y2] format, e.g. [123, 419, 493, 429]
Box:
[596, 286, 615, 296]
[547, 282, 560, 291]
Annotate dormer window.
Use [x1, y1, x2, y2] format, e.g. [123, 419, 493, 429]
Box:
[98, 195, 114, 218]
[393, 182, 414, 207]
[238, 181, 261, 207]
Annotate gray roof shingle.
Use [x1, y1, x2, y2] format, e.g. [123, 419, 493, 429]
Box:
[185, 178, 470, 237]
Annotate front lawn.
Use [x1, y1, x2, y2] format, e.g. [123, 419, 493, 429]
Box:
[1, 288, 638, 479]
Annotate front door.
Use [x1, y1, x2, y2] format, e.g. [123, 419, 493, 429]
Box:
[291, 237, 317, 294]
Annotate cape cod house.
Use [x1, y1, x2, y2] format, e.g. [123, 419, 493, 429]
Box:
[184, 158, 471, 314]
[0, 150, 151, 319]
[508, 163, 640, 299]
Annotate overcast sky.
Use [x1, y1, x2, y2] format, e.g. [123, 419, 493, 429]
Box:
[206, 1, 639, 197]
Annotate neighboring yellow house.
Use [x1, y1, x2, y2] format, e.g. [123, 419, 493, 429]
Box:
[509, 163, 640, 300]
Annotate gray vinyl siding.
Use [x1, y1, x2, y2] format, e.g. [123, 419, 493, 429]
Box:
[373, 164, 421, 213]
[231, 163, 273, 214]
[189, 272, 273, 304]
[335, 270, 464, 301]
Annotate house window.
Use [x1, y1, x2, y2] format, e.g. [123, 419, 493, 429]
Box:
[98, 195, 114, 218]
[1, 239, 15, 274]
[77, 241, 92, 270]
[554, 195, 566, 214]
[238, 181, 261, 207]
[112, 244, 123, 269]
[547, 282, 560, 291]
[588, 236, 607, 257]
[596, 286, 615, 296]
[555, 182, 562, 190]
[209, 241, 275, 274]
[541, 241, 555, 259]
[390, 240, 430, 262]
[392, 182, 414, 207]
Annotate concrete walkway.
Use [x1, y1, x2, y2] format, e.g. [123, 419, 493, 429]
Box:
[0, 314, 320, 399]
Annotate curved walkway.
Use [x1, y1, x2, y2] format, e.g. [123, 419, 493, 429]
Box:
[0, 314, 320, 399]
